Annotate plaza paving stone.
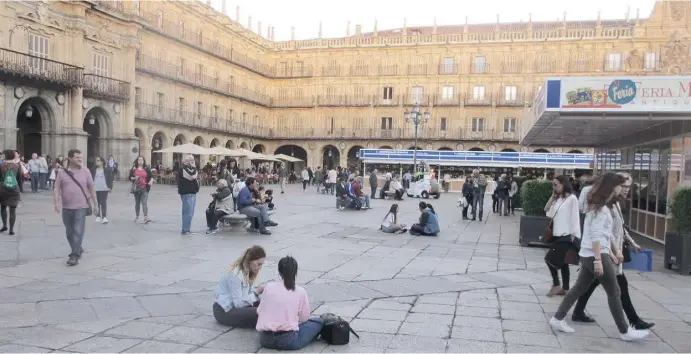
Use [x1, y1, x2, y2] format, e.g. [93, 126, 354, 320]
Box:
[0, 181, 689, 352]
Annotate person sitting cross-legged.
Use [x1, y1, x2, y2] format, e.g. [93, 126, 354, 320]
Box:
[213, 246, 266, 328]
[410, 202, 440, 236]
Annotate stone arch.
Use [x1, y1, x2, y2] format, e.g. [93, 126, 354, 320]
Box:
[14, 94, 60, 158]
[347, 145, 363, 163]
[533, 148, 550, 153]
[501, 148, 517, 152]
[151, 131, 166, 167]
[172, 133, 187, 167]
[82, 100, 118, 139]
[438, 147, 453, 151]
[240, 141, 249, 149]
[275, 145, 308, 170]
[225, 140, 235, 149]
[13, 89, 63, 133]
[252, 144, 266, 154]
[379, 145, 393, 149]
[83, 106, 113, 168]
[322, 144, 340, 169]
[407, 146, 422, 150]
[469, 147, 485, 152]
[210, 138, 220, 148]
[567, 149, 584, 154]
[193, 136, 206, 147]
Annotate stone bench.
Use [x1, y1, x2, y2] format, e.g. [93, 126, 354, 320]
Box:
[384, 191, 395, 200]
[219, 210, 276, 232]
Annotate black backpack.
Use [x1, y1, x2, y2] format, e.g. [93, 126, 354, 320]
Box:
[317, 313, 359, 345]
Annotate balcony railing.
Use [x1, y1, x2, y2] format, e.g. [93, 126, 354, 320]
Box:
[465, 95, 492, 106]
[501, 62, 522, 74]
[349, 66, 369, 76]
[405, 94, 431, 106]
[407, 64, 428, 75]
[271, 97, 315, 108]
[275, 66, 314, 78]
[321, 66, 341, 77]
[534, 59, 558, 73]
[378, 65, 398, 76]
[496, 92, 525, 107]
[0, 48, 83, 87]
[135, 102, 270, 137]
[438, 64, 457, 75]
[433, 94, 462, 106]
[470, 62, 491, 74]
[136, 54, 271, 106]
[83, 74, 130, 100]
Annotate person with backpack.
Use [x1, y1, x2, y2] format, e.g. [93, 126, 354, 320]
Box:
[380, 204, 407, 234]
[256, 255, 324, 350]
[410, 202, 440, 236]
[0, 150, 23, 235]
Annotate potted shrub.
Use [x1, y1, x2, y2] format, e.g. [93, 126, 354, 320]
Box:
[518, 179, 554, 247]
[665, 187, 691, 275]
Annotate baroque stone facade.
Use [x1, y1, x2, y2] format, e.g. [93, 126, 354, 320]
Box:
[1, 0, 690, 168]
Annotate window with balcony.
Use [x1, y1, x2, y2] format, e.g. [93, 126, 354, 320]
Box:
[278, 62, 287, 76]
[473, 56, 487, 73]
[92, 53, 109, 76]
[472, 117, 485, 132]
[354, 117, 364, 131]
[503, 117, 516, 133]
[296, 88, 304, 99]
[196, 64, 204, 83]
[157, 93, 165, 112]
[214, 106, 220, 118]
[157, 10, 163, 29]
[28, 33, 48, 70]
[178, 58, 185, 76]
[381, 117, 393, 130]
[179, 20, 185, 36]
[383, 86, 393, 100]
[606, 53, 623, 71]
[354, 86, 364, 97]
[229, 75, 235, 90]
[325, 117, 335, 135]
[294, 61, 304, 75]
[442, 57, 455, 74]
[135, 87, 142, 103]
[504, 54, 519, 73]
[278, 116, 288, 132]
[179, 97, 186, 112]
[440, 117, 447, 132]
[242, 112, 247, 124]
[472, 86, 486, 100]
[196, 102, 204, 118]
[227, 109, 234, 120]
[292, 117, 300, 131]
[644, 52, 658, 71]
[504, 86, 517, 102]
[442, 86, 454, 100]
[197, 30, 203, 45]
[411, 86, 424, 104]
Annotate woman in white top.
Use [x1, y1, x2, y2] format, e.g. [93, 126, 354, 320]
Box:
[549, 172, 649, 342]
[300, 169, 310, 191]
[380, 204, 407, 233]
[543, 175, 581, 297]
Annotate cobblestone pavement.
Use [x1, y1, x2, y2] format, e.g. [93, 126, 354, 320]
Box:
[1, 182, 690, 353]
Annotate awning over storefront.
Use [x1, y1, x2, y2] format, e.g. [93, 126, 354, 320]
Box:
[521, 76, 691, 147]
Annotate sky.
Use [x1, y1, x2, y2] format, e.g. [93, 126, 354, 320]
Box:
[201, 0, 657, 41]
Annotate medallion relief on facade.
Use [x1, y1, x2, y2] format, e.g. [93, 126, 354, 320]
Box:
[671, 2, 685, 22]
[662, 31, 688, 73]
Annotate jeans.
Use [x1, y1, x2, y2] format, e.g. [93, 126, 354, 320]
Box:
[62, 208, 87, 258]
[259, 317, 324, 350]
[213, 302, 258, 328]
[472, 193, 484, 219]
[39, 172, 48, 189]
[96, 191, 109, 218]
[574, 273, 641, 324]
[240, 206, 265, 229]
[180, 193, 196, 233]
[336, 196, 347, 209]
[206, 209, 228, 230]
[497, 196, 508, 214]
[30, 172, 39, 192]
[134, 189, 149, 217]
[358, 195, 370, 208]
[548, 263, 571, 290]
[302, 180, 308, 190]
[508, 195, 515, 214]
[410, 224, 436, 236]
[554, 256, 629, 334]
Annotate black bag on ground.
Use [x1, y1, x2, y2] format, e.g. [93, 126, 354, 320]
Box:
[317, 313, 359, 345]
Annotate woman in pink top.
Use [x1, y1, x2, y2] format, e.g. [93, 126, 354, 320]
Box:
[256, 256, 324, 350]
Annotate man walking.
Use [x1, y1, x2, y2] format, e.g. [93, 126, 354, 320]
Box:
[471, 169, 487, 221]
[39, 154, 49, 189]
[53, 149, 98, 266]
[28, 153, 41, 193]
[277, 163, 286, 194]
[369, 169, 378, 199]
[178, 154, 199, 235]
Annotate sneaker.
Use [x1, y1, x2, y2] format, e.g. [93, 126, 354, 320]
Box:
[547, 286, 564, 297]
[571, 312, 596, 323]
[549, 317, 575, 333]
[94, 217, 102, 223]
[633, 320, 655, 330]
[206, 228, 213, 234]
[259, 228, 272, 235]
[100, 217, 108, 224]
[265, 221, 278, 227]
[143, 218, 152, 224]
[66, 256, 78, 266]
[620, 327, 649, 341]
[134, 217, 139, 223]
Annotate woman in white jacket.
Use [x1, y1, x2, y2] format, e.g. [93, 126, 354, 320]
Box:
[549, 172, 649, 342]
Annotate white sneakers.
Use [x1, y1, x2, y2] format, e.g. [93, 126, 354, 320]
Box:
[549, 317, 575, 333]
[621, 327, 650, 341]
[95, 217, 101, 223]
[101, 217, 108, 224]
[549, 317, 649, 341]
[95, 217, 108, 224]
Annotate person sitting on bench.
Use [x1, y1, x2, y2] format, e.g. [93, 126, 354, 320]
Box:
[410, 202, 440, 236]
[206, 179, 234, 234]
[213, 245, 266, 328]
[238, 177, 277, 235]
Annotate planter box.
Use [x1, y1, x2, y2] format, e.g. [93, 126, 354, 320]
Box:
[665, 231, 691, 275]
[519, 215, 551, 247]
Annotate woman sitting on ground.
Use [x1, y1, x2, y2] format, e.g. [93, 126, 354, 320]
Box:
[213, 245, 266, 328]
[205, 179, 233, 234]
[410, 202, 440, 236]
[256, 256, 324, 350]
[380, 204, 407, 234]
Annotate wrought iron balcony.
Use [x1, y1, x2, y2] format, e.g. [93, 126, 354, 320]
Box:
[470, 61, 491, 74]
[404, 95, 431, 106]
[407, 64, 429, 75]
[0, 47, 83, 87]
[438, 64, 458, 75]
[83, 74, 130, 100]
[271, 97, 315, 108]
[349, 66, 369, 76]
[378, 65, 398, 76]
[465, 95, 492, 106]
[534, 59, 559, 73]
[433, 94, 462, 106]
[321, 66, 342, 77]
[275, 65, 314, 78]
[501, 62, 522, 74]
[375, 95, 401, 107]
[496, 92, 525, 107]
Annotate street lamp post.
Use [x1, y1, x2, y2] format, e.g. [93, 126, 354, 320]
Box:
[404, 103, 431, 172]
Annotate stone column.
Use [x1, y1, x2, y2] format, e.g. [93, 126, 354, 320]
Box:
[0, 83, 14, 150]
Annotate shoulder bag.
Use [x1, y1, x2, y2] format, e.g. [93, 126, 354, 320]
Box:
[64, 169, 93, 216]
[543, 197, 565, 243]
[614, 203, 632, 263]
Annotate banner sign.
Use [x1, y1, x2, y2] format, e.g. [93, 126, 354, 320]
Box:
[543, 76, 691, 112]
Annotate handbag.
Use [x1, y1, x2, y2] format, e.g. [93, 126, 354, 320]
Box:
[314, 313, 359, 345]
[544, 197, 566, 243]
[614, 203, 632, 263]
[64, 170, 93, 216]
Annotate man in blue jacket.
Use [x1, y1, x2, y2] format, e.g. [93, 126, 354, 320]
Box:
[237, 177, 277, 235]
